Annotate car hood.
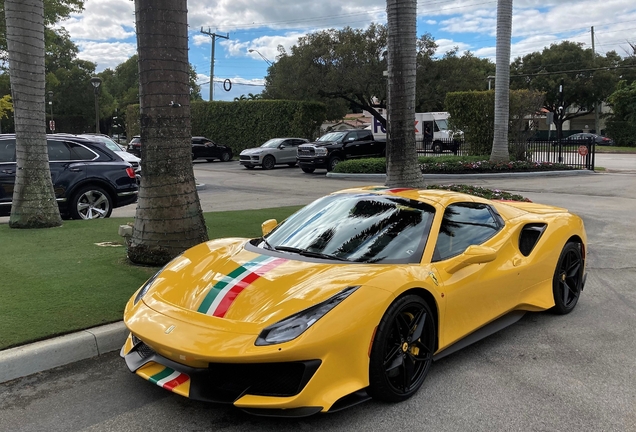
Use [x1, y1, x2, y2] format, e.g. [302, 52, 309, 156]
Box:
[144, 238, 392, 325]
[115, 150, 140, 163]
[240, 147, 266, 155]
[302, 141, 338, 147]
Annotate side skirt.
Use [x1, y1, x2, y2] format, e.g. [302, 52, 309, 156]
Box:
[433, 310, 526, 361]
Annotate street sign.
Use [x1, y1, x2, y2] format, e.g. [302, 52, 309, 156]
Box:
[578, 145, 588, 156]
[49, 120, 55, 132]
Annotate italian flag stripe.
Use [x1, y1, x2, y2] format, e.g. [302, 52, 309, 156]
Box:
[149, 367, 190, 390]
[197, 255, 287, 317]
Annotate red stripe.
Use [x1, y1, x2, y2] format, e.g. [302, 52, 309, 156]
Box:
[388, 188, 412, 193]
[162, 373, 189, 390]
[213, 258, 287, 318]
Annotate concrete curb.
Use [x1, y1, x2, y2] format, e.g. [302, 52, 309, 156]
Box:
[326, 169, 597, 181]
[0, 322, 127, 384]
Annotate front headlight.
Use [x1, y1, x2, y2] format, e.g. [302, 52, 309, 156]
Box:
[133, 270, 162, 305]
[314, 147, 328, 156]
[255, 286, 359, 346]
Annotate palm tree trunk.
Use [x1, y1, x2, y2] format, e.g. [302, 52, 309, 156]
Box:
[128, 0, 208, 266]
[5, 0, 62, 228]
[385, 0, 424, 188]
[490, 0, 513, 163]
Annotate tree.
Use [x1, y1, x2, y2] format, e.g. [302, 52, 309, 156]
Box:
[511, 41, 618, 139]
[490, 0, 513, 162]
[605, 80, 636, 146]
[128, 0, 208, 266]
[416, 46, 495, 112]
[263, 24, 388, 124]
[384, 0, 424, 188]
[5, 0, 62, 228]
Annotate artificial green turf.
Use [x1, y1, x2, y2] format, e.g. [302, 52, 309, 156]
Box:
[0, 206, 301, 350]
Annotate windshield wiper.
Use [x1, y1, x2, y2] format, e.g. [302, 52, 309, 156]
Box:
[274, 246, 349, 261]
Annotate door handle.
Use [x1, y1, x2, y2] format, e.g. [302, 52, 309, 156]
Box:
[69, 167, 82, 172]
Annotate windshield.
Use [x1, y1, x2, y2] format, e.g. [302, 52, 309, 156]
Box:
[317, 132, 346, 143]
[435, 119, 448, 131]
[82, 135, 122, 152]
[263, 193, 435, 263]
[261, 138, 285, 148]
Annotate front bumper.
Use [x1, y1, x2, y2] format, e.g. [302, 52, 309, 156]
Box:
[297, 158, 328, 169]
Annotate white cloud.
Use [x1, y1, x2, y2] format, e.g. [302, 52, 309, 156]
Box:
[76, 41, 137, 71]
[60, 0, 135, 40]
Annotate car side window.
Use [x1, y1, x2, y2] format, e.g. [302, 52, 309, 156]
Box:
[0, 141, 15, 162]
[48, 140, 72, 161]
[432, 202, 503, 262]
[344, 132, 356, 142]
[358, 130, 372, 140]
[68, 142, 97, 161]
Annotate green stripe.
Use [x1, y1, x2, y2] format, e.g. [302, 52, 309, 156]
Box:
[196, 265, 248, 313]
[149, 367, 174, 384]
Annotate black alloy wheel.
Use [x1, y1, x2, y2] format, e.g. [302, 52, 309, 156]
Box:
[301, 167, 315, 173]
[551, 242, 583, 314]
[433, 142, 442, 153]
[220, 151, 231, 162]
[262, 155, 275, 170]
[369, 295, 435, 402]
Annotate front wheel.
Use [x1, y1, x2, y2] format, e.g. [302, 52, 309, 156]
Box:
[551, 242, 583, 314]
[327, 156, 341, 172]
[301, 167, 315, 174]
[369, 295, 435, 402]
[70, 185, 113, 220]
[262, 155, 275, 170]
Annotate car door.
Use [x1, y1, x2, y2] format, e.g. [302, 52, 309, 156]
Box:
[429, 202, 522, 347]
[277, 139, 298, 164]
[342, 131, 363, 159]
[47, 140, 89, 199]
[355, 130, 379, 157]
[0, 139, 16, 214]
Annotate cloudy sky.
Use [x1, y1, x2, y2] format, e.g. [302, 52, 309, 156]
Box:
[61, 0, 636, 101]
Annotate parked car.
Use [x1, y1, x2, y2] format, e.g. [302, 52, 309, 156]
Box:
[0, 134, 138, 219]
[121, 187, 587, 416]
[297, 129, 386, 173]
[562, 133, 614, 146]
[239, 138, 309, 170]
[77, 134, 141, 171]
[127, 136, 233, 162]
[191, 136, 233, 162]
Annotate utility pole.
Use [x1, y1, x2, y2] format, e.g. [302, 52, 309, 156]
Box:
[200, 27, 228, 101]
[591, 26, 599, 135]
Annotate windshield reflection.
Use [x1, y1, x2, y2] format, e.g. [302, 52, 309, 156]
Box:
[264, 194, 435, 264]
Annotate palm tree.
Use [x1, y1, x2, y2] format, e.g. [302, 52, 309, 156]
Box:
[128, 0, 208, 265]
[490, 0, 513, 162]
[385, 0, 424, 188]
[5, 0, 62, 228]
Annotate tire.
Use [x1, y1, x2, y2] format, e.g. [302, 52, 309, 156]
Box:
[432, 141, 442, 153]
[244, 165, 255, 170]
[301, 167, 315, 174]
[262, 155, 275, 170]
[369, 295, 435, 402]
[70, 185, 113, 220]
[287, 162, 297, 167]
[327, 156, 341, 172]
[551, 242, 583, 315]
[220, 151, 231, 162]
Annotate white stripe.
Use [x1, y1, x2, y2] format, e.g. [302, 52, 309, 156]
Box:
[156, 370, 181, 387]
[204, 257, 277, 315]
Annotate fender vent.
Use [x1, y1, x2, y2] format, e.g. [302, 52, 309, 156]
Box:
[519, 223, 547, 256]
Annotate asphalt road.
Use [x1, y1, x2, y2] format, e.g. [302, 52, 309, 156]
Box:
[1, 154, 636, 431]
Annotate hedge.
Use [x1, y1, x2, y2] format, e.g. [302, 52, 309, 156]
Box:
[126, 100, 327, 155]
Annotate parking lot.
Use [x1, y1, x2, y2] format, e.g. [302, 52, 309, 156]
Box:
[1, 154, 636, 431]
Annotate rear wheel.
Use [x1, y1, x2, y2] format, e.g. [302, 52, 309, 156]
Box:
[301, 167, 315, 174]
[70, 186, 113, 220]
[220, 151, 231, 162]
[369, 295, 435, 402]
[551, 242, 583, 314]
[262, 155, 275, 170]
[432, 141, 442, 153]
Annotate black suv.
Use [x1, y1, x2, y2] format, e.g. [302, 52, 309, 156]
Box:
[127, 136, 234, 162]
[0, 135, 138, 219]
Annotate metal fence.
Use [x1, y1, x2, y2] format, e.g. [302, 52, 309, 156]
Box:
[415, 137, 596, 170]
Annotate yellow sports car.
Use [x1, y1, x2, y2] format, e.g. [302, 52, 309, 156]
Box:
[121, 186, 587, 417]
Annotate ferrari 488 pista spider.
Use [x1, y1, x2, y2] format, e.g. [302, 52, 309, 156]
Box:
[121, 186, 587, 417]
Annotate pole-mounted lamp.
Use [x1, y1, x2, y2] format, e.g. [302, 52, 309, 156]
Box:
[248, 49, 273, 66]
[90, 77, 102, 134]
